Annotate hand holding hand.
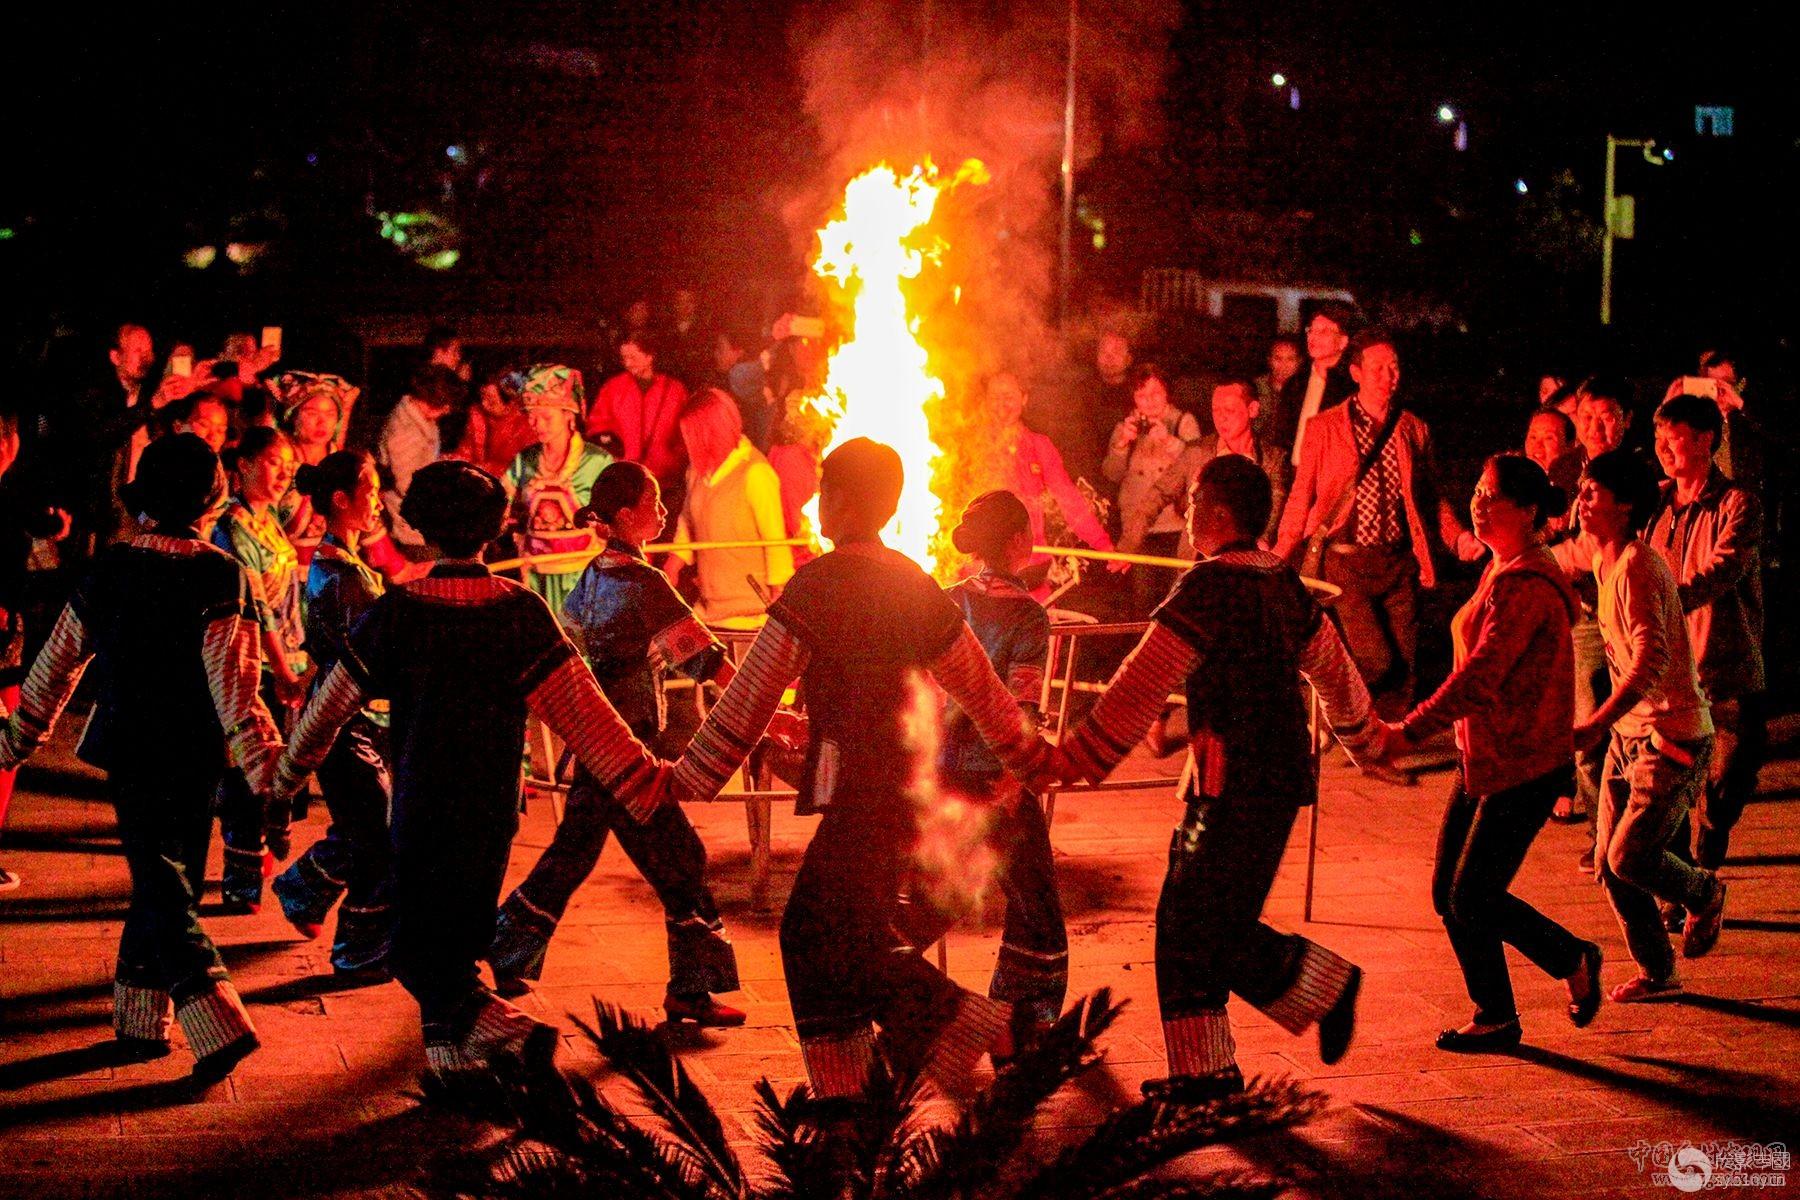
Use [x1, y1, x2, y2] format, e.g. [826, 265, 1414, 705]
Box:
[765, 709, 810, 754]
[1105, 557, 1132, 575]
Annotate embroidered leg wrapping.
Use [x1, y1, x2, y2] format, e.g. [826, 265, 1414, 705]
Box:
[921, 992, 1011, 1101]
[1258, 940, 1356, 1035]
[332, 901, 393, 973]
[1162, 1008, 1237, 1077]
[990, 940, 1068, 1030]
[799, 1025, 878, 1100]
[175, 981, 256, 1062]
[114, 982, 174, 1042]
[460, 992, 559, 1068]
[272, 853, 345, 927]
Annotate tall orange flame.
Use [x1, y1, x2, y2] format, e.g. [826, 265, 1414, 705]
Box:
[805, 160, 985, 574]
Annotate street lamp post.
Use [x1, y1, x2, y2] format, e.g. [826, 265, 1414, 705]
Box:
[1601, 135, 1668, 326]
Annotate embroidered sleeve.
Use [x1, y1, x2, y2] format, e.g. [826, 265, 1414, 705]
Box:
[672, 617, 809, 802]
[527, 656, 666, 821]
[1049, 622, 1197, 783]
[1298, 614, 1378, 762]
[274, 663, 368, 799]
[203, 608, 286, 794]
[929, 624, 1052, 781]
[650, 614, 727, 681]
[1007, 606, 1051, 713]
[0, 605, 97, 767]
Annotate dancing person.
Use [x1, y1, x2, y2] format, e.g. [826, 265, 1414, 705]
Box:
[269, 452, 395, 979]
[1384, 455, 1600, 1052]
[491, 461, 744, 1026]
[670, 439, 1052, 1102]
[272, 461, 667, 1071]
[213, 427, 309, 912]
[0, 434, 284, 1078]
[1035, 454, 1381, 1101]
[503, 364, 611, 615]
[0, 411, 68, 890]
[1646, 395, 1765, 923]
[667, 389, 794, 624]
[895, 490, 1066, 1051]
[1567, 450, 1726, 1002]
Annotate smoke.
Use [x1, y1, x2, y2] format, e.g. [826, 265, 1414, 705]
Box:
[900, 671, 1001, 923]
[788, 0, 1180, 391]
[787, 0, 1177, 563]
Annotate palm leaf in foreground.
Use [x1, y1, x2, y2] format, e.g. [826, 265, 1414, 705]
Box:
[902, 987, 1126, 1200]
[579, 1001, 747, 1198]
[1012, 1077, 1327, 1200]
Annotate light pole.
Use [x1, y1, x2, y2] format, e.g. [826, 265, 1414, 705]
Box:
[1600, 135, 1669, 326]
[1057, 0, 1078, 328]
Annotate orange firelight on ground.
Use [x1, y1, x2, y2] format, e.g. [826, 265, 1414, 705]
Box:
[805, 160, 985, 574]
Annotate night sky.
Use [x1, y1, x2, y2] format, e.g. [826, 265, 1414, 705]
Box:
[2, 1, 1789, 345]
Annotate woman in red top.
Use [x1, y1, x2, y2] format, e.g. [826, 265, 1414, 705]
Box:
[1386, 455, 1601, 1052]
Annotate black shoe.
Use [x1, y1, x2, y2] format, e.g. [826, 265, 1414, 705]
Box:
[191, 1032, 260, 1084]
[491, 972, 532, 999]
[1567, 942, 1603, 1028]
[1318, 966, 1362, 1065]
[331, 962, 393, 987]
[1435, 1020, 1522, 1053]
[1660, 900, 1686, 934]
[1141, 1065, 1245, 1104]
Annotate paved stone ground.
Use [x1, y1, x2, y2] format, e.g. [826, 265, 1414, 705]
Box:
[1, 722, 1796, 1199]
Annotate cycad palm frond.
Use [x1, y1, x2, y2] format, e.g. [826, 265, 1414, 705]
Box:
[579, 1001, 747, 1198]
[1012, 1077, 1325, 1200]
[901, 988, 1126, 1200]
[420, 1056, 723, 1200]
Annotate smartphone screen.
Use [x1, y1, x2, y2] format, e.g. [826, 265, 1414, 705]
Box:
[261, 326, 283, 354]
[170, 354, 193, 378]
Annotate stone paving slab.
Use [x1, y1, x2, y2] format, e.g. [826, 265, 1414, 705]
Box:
[2, 724, 1796, 1199]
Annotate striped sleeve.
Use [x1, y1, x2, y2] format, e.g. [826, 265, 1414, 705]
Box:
[202, 610, 286, 794]
[274, 663, 368, 799]
[1298, 615, 1378, 763]
[527, 656, 666, 821]
[0, 605, 97, 767]
[928, 624, 1051, 782]
[672, 617, 809, 802]
[1049, 622, 1198, 784]
[649, 614, 726, 679]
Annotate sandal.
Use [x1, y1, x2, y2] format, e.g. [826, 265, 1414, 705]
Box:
[1609, 974, 1682, 1003]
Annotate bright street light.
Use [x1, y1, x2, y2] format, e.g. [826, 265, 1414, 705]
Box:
[1437, 104, 1457, 124]
[1271, 73, 1287, 87]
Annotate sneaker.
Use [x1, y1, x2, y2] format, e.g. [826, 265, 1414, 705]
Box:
[1682, 879, 1727, 958]
[665, 992, 748, 1028]
[1609, 973, 1682, 1003]
[0, 866, 20, 892]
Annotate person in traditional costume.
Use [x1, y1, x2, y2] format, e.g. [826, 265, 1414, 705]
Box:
[490, 460, 744, 1026]
[0, 434, 284, 1080]
[1039, 454, 1381, 1101]
[671, 439, 1050, 1104]
[272, 461, 666, 1072]
[503, 364, 612, 615]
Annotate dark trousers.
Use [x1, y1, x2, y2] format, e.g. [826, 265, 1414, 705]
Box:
[1672, 694, 1767, 872]
[390, 789, 518, 1041]
[219, 676, 287, 905]
[896, 788, 1069, 1027]
[1431, 766, 1585, 1025]
[272, 718, 393, 971]
[114, 764, 231, 1003]
[491, 768, 737, 996]
[781, 790, 962, 1051]
[1323, 543, 1418, 718]
[1155, 794, 1306, 1019]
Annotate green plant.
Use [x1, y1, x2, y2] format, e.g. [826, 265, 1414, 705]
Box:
[420, 989, 1322, 1200]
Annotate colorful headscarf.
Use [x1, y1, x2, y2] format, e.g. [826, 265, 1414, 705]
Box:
[268, 372, 361, 430]
[518, 363, 585, 414]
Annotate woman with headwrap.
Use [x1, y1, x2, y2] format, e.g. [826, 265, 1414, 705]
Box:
[503, 365, 613, 615]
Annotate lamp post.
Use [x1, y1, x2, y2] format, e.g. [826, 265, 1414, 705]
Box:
[1057, 0, 1078, 328]
[1601, 135, 1668, 326]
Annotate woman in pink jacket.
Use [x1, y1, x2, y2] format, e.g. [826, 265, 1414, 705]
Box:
[1384, 455, 1602, 1053]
